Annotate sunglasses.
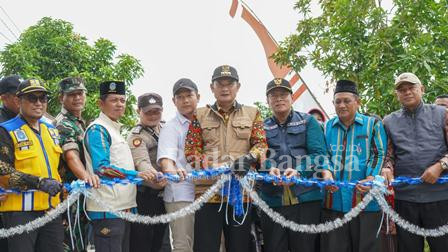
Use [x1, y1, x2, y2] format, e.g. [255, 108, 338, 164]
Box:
[23, 94, 48, 103]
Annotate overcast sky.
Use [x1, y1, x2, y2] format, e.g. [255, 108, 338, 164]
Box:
[0, 0, 336, 119]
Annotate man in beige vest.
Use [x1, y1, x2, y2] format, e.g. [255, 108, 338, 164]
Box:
[185, 65, 267, 252]
[84, 81, 154, 252]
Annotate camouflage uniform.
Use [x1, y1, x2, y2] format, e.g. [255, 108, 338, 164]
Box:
[56, 107, 86, 182]
[55, 77, 88, 252]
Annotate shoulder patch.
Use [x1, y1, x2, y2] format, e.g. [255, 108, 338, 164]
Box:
[131, 125, 143, 134]
[133, 137, 142, 147]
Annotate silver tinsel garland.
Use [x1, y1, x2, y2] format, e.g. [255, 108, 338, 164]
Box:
[373, 190, 448, 237]
[83, 175, 230, 224]
[3, 174, 448, 239]
[0, 191, 80, 238]
[241, 179, 375, 233]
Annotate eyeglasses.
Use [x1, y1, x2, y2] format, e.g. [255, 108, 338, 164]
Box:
[23, 94, 48, 103]
[268, 92, 290, 100]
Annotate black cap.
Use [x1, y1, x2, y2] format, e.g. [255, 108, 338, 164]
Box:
[16, 78, 48, 96]
[99, 81, 125, 96]
[138, 93, 163, 112]
[266, 78, 292, 95]
[0, 75, 21, 95]
[211, 65, 239, 82]
[59, 77, 87, 93]
[334, 80, 358, 95]
[172, 78, 198, 96]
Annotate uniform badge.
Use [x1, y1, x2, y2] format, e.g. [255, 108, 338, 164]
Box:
[149, 98, 156, 104]
[100, 227, 111, 236]
[131, 125, 142, 134]
[13, 129, 28, 142]
[274, 78, 282, 85]
[133, 138, 142, 147]
[220, 65, 231, 76]
[109, 82, 116, 91]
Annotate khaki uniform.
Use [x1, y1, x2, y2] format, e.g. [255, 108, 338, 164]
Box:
[127, 123, 162, 171]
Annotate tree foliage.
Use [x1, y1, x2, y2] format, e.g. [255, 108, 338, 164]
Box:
[254, 101, 272, 120]
[274, 0, 448, 116]
[0, 17, 144, 128]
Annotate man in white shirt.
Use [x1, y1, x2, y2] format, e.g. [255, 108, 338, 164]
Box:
[157, 78, 200, 252]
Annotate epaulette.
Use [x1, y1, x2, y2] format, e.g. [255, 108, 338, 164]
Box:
[131, 125, 143, 134]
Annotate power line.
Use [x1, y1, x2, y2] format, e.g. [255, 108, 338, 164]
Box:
[0, 15, 17, 40]
[0, 5, 20, 35]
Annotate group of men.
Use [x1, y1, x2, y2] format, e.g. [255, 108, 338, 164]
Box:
[0, 66, 447, 252]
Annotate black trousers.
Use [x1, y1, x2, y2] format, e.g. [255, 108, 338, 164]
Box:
[194, 203, 252, 252]
[320, 209, 382, 252]
[260, 201, 321, 252]
[3, 211, 64, 252]
[395, 199, 448, 252]
[92, 218, 131, 252]
[130, 188, 170, 252]
[0, 215, 8, 252]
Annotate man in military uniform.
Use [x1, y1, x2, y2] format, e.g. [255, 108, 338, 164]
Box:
[0, 78, 64, 252]
[0, 74, 21, 251]
[55, 77, 99, 251]
[56, 77, 99, 186]
[127, 93, 170, 252]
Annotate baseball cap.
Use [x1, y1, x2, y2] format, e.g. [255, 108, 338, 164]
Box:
[211, 65, 239, 82]
[0, 75, 21, 95]
[266, 78, 292, 95]
[172, 78, 198, 96]
[16, 78, 48, 96]
[59, 77, 87, 93]
[138, 93, 163, 112]
[394, 73, 421, 89]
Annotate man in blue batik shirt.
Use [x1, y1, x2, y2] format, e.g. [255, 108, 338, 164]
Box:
[83, 81, 154, 252]
[321, 80, 387, 252]
[259, 78, 328, 252]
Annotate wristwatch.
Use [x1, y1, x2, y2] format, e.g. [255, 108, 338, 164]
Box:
[440, 160, 448, 171]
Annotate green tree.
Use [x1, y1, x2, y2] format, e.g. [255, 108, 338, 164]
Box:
[0, 17, 144, 128]
[274, 0, 448, 116]
[254, 101, 272, 120]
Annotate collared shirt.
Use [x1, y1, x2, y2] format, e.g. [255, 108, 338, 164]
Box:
[157, 111, 195, 202]
[55, 107, 86, 182]
[184, 101, 267, 169]
[324, 112, 387, 212]
[84, 117, 138, 178]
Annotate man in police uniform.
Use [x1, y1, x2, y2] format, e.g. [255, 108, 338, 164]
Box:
[0, 75, 21, 122]
[260, 78, 328, 252]
[127, 93, 170, 252]
[0, 78, 64, 252]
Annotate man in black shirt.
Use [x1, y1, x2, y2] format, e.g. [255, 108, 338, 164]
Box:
[0, 74, 20, 251]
